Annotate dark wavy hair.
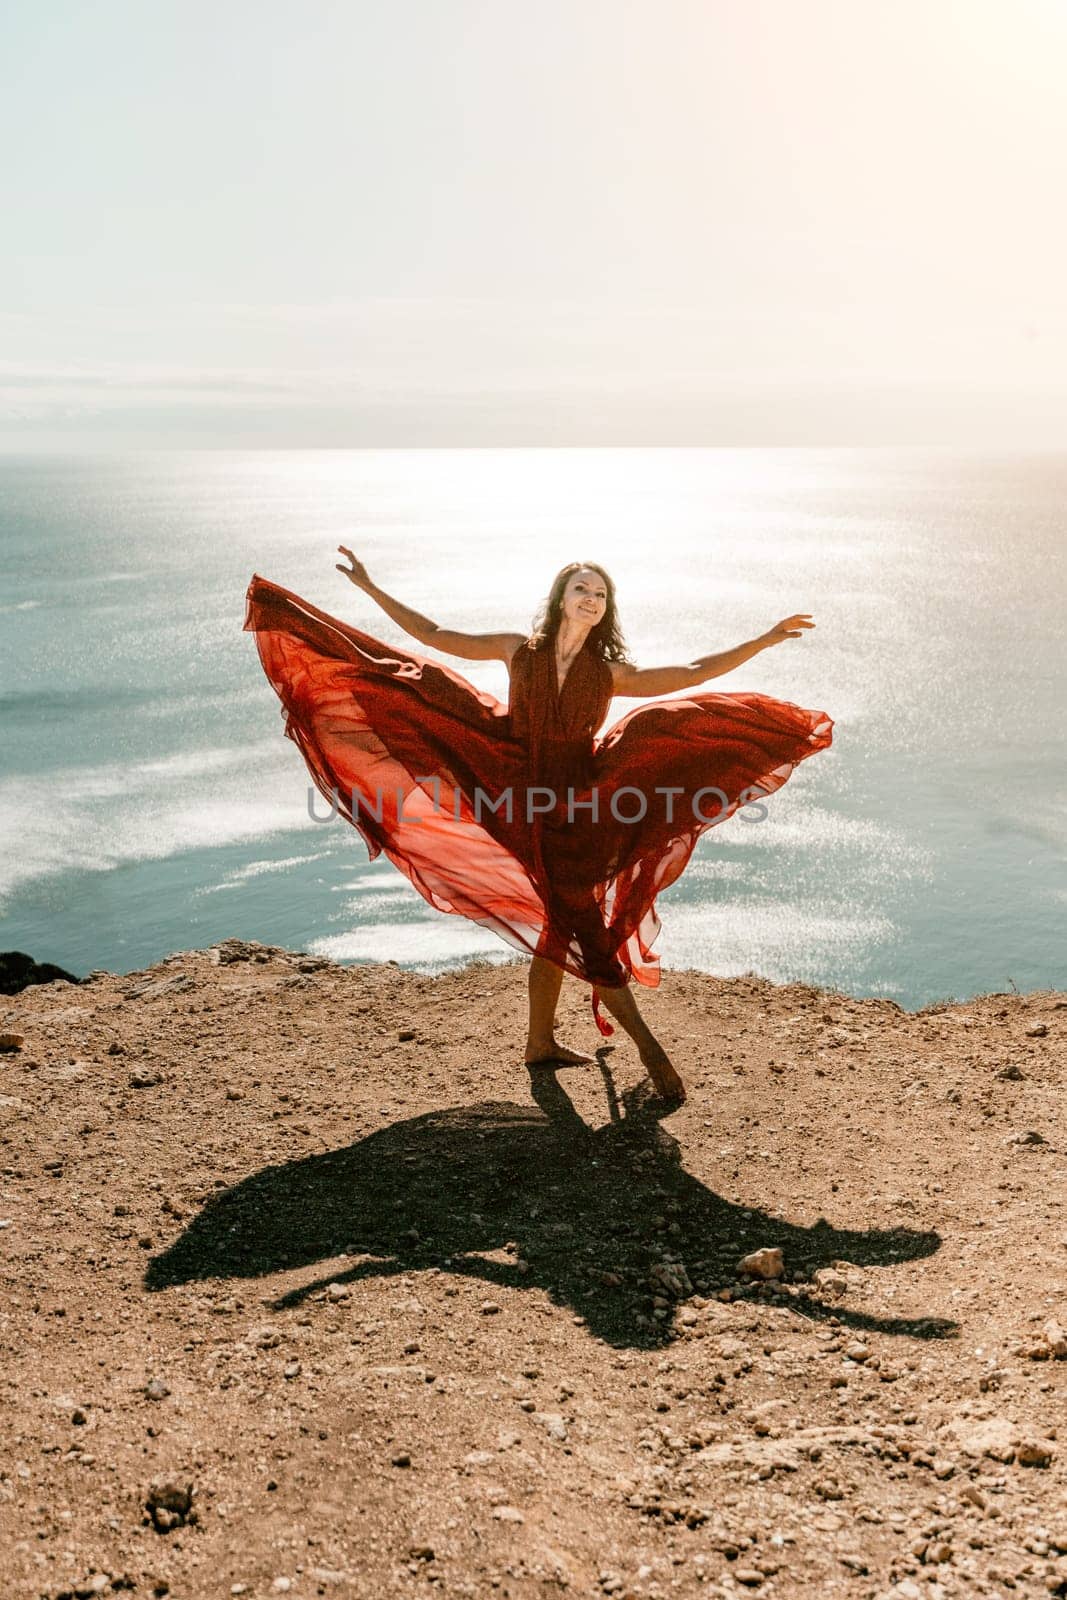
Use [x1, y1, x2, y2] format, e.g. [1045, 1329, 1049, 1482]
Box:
[527, 561, 634, 664]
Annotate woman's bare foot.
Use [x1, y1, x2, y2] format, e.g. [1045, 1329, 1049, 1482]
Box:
[524, 1038, 597, 1067]
[640, 1041, 687, 1103]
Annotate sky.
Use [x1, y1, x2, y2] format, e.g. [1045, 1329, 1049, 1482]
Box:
[2, 0, 1066, 448]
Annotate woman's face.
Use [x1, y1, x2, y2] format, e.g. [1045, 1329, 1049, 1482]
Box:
[559, 568, 607, 631]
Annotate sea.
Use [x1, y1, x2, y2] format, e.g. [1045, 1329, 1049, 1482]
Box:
[1, 448, 1064, 1012]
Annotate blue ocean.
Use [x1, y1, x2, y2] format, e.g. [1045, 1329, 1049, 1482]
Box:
[1, 448, 1063, 1010]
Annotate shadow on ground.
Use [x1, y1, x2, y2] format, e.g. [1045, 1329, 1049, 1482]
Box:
[146, 1062, 957, 1347]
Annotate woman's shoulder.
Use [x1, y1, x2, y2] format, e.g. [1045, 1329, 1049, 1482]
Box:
[503, 634, 540, 683]
[602, 652, 632, 689]
[508, 632, 540, 661]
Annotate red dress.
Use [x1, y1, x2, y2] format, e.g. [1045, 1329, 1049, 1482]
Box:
[243, 574, 834, 1035]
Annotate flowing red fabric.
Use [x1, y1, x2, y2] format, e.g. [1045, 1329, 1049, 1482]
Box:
[243, 574, 834, 1033]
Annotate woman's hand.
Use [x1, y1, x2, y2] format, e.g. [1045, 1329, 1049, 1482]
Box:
[336, 546, 371, 591]
[759, 614, 816, 648]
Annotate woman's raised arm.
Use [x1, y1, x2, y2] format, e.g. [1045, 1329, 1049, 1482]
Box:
[608, 614, 817, 697]
[336, 548, 524, 664]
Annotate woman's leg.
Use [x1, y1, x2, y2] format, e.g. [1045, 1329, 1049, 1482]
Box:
[524, 956, 597, 1066]
[593, 981, 686, 1102]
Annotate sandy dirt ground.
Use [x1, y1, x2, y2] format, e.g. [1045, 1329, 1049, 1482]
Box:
[1, 938, 1065, 1600]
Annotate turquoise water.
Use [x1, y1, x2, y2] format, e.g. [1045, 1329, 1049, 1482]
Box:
[1, 448, 1064, 1010]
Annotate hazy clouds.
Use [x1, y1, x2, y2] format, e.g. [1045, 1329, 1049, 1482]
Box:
[3, 0, 1066, 447]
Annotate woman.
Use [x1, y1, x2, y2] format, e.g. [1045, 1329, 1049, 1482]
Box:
[243, 555, 833, 1106]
